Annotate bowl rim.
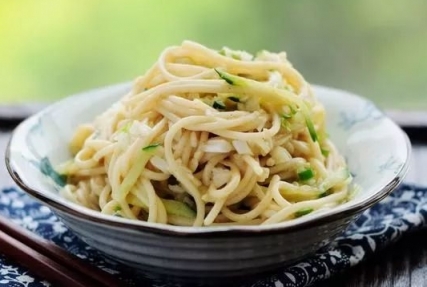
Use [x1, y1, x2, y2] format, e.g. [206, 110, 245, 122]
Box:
[5, 84, 412, 237]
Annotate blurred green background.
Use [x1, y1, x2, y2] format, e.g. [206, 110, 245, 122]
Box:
[1, 0, 426, 109]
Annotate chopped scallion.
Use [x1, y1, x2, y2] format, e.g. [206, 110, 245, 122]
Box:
[298, 168, 315, 181]
[281, 106, 297, 119]
[228, 96, 240, 103]
[142, 143, 160, 151]
[318, 190, 331, 198]
[281, 106, 297, 130]
[113, 205, 122, 212]
[213, 100, 226, 110]
[295, 208, 314, 218]
[305, 117, 318, 142]
[214, 68, 243, 86]
[321, 148, 330, 157]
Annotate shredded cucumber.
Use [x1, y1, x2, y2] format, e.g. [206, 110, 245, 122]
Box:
[214, 69, 318, 142]
[162, 199, 196, 219]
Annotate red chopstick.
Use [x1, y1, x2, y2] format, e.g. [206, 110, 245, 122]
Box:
[0, 215, 123, 287]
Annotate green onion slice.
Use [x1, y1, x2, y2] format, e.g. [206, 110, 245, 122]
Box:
[213, 100, 226, 110]
[295, 208, 314, 218]
[321, 148, 330, 157]
[228, 96, 240, 103]
[305, 117, 318, 142]
[318, 190, 332, 198]
[142, 143, 161, 151]
[298, 168, 315, 181]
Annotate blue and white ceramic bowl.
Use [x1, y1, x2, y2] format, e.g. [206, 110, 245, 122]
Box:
[5, 83, 411, 280]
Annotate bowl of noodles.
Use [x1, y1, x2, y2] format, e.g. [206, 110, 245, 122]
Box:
[6, 41, 410, 279]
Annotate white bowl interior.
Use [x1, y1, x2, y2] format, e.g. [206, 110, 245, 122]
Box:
[8, 83, 410, 232]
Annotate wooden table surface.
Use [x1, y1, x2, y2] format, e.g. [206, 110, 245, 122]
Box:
[1, 116, 427, 287]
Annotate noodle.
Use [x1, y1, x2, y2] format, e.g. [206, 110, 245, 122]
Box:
[59, 41, 352, 227]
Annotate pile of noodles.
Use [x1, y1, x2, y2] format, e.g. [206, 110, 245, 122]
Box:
[59, 41, 352, 227]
